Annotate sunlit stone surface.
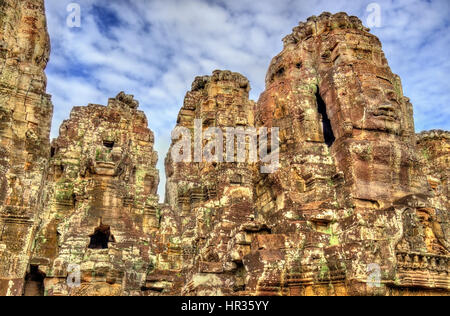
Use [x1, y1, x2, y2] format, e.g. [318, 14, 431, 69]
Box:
[0, 3, 448, 296]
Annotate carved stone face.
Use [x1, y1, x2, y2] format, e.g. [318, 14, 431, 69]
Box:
[322, 67, 407, 138]
[317, 27, 411, 138]
[354, 75, 403, 135]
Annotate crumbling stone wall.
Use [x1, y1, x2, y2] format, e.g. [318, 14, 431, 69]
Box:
[30, 93, 160, 296]
[0, 0, 53, 296]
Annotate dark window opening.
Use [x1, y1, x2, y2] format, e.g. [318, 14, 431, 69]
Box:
[233, 262, 247, 292]
[103, 140, 115, 150]
[131, 167, 137, 184]
[23, 265, 45, 296]
[316, 87, 335, 147]
[50, 147, 56, 158]
[88, 224, 115, 249]
[54, 165, 64, 180]
[230, 174, 243, 185]
[276, 67, 285, 77]
[296, 62, 302, 69]
[0, 224, 4, 241]
[71, 193, 77, 206]
[321, 51, 331, 60]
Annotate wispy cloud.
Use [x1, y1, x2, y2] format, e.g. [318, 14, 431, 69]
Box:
[44, 0, 450, 199]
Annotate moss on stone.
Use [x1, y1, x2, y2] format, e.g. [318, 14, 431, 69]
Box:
[329, 234, 339, 246]
[319, 261, 329, 279]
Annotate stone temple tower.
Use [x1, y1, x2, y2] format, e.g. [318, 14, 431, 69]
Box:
[250, 12, 449, 295]
[142, 13, 449, 297]
[0, 0, 53, 296]
[30, 93, 160, 296]
[159, 70, 258, 295]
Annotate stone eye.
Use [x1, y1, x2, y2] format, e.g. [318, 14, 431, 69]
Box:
[386, 91, 399, 104]
[366, 89, 381, 99]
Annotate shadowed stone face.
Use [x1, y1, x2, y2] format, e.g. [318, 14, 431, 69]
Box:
[256, 11, 421, 210]
[319, 63, 422, 203]
[159, 70, 258, 296]
[261, 45, 324, 145]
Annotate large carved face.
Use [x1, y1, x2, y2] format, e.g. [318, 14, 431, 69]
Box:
[322, 65, 407, 137]
[315, 26, 413, 138]
[355, 74, 403, 134]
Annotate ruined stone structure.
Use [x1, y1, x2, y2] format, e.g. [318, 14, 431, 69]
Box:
[244, 12, 448, 295]
[0, 0, 53, 295]
[158, 70, 258, 295]
[0, 2, 448, 296]
[154, 12, 449, 296]
[29, 92, 160, 296]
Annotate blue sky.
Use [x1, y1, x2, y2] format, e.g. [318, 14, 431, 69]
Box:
[44, 0, 450, 200]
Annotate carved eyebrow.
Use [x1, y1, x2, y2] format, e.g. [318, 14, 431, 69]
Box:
[376, 76, 393, 84]
[385, 90, 398, 97]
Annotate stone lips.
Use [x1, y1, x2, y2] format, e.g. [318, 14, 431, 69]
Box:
[0, 3, 448, 296]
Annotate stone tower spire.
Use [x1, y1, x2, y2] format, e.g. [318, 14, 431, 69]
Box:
[0, 0, 53, 296]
